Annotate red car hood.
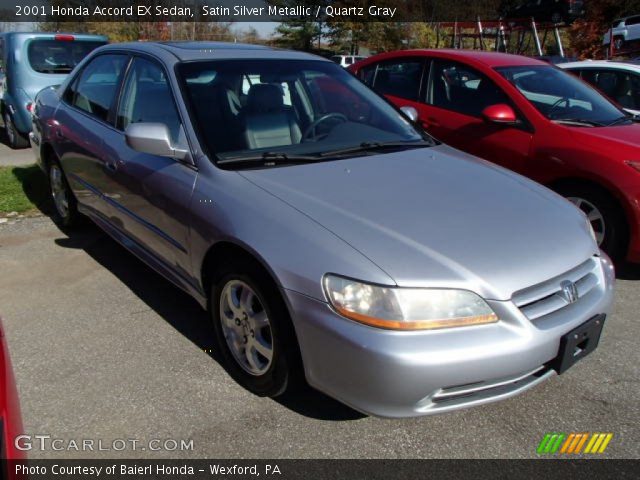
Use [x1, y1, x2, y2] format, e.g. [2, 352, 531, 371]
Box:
[574, 123, 640, 151]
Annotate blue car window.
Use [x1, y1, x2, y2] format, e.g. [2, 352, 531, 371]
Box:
[70, 54, 128, 122]
[117, 57, 182, 144]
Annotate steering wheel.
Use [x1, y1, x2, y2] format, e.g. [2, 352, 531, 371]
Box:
[302, 113, 348, 142]
[547, 97, 571, 118]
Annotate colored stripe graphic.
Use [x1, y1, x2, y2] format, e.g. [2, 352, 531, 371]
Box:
[539, 433, 613, 454]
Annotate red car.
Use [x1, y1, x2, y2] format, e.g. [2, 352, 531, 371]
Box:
[349, 50, 640, 263]
[1, 317, 24, 464]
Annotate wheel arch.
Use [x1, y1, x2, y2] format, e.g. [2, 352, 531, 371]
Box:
[548, 176, 633, 250]
[200, 241, 286, 308]
[40, 141, 57, 170]
[200, 240, 306, 373]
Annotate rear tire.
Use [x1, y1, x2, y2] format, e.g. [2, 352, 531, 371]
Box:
[48, 159, 80, 228]
[210, 257, 303, 397]
[3, 111, 28, 149]
[557, 184, 628, 262]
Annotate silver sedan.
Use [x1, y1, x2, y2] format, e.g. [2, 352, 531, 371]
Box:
[30, 41, 615, 417]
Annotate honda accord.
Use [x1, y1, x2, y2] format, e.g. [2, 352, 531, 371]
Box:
[30, 42, 614, 417]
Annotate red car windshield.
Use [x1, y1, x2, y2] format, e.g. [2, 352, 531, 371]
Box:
[496, 65, 627, 126]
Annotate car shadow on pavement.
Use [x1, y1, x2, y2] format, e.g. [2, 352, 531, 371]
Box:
[53, 222, 365, 421]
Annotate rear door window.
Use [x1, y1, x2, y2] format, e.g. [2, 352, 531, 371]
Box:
[626, 16, 640, 26]
[28, 40, 105, 74]
[580, 69, 640, 110]
[372, 58, 426, 101]
[68, 54, 128, 122]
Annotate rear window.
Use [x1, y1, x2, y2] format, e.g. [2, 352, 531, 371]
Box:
[28, 39, 105, 74]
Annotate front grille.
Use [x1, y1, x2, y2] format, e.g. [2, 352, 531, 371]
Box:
[512, 258, 600, 322]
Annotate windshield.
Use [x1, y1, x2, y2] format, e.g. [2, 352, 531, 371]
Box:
[177, 59, 428, 165]
[496, 65, 625, 125]
[28, 40, 105, 74]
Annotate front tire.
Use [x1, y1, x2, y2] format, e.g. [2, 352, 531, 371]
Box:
[210, 258, 302, 397]
[558, 184, 628, 262]
[48, 159, 80, 228]
[3, 111, 28, 149]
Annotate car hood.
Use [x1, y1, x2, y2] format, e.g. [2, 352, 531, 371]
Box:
[239, 145, 597, 301]
[571, 123, 640, 150]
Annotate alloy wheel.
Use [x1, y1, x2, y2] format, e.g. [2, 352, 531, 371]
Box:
[567, 196, 605, 246]
[219, 279, 274, 376]
[50, 164, 69, 219]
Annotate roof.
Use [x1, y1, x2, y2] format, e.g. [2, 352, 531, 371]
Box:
[0, 32, 108, 41]
[411, 49, 547, 67]
[356, 49, 545, 69]
[558, 60, 640, 72]
[98, 41, 326, 63]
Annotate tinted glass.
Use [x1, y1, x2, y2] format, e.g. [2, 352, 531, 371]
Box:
[178, 59, 425, 159]
[580, 69, 640, 111]
[372, 59, 424, 101]
[70, 54, 128, 122]
[117, 57, 182, 143]
[429, 61, 510, 116]
[358, 64, 377, 87]
[28, 40, 105, 74]
[497, 65, 624, 124]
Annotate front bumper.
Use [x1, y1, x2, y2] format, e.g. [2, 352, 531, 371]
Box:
[285, 255, 615, 418]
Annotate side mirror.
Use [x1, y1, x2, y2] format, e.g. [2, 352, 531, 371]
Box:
[125, 123, 188, 160]
[400, 105, 419, 123]
[481, 104, 519, 126]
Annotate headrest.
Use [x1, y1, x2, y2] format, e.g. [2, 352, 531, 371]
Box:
[247, 84, 284, 112]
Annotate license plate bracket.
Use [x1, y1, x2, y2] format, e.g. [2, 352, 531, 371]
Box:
[550, 314, 605, 374]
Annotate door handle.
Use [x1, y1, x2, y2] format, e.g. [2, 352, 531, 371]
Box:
[105, 161, 118, 172]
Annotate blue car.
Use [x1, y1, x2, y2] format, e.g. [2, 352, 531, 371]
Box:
[0, 32, 107, 148]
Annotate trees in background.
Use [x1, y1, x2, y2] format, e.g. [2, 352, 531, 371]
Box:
[37, 21, 236, 42]
[568, 0, 640, 58]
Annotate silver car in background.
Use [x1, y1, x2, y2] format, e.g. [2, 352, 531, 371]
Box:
[31, 42, 615, 417]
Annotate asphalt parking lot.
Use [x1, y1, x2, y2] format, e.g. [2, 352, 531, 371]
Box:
[0, 213, 638, 459]
[1, 142, 639, 460]
[0, 135, 34, 167]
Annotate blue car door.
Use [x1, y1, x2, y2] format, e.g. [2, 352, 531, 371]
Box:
[99, 55, 197, 284]
[54, 53, 129, 219]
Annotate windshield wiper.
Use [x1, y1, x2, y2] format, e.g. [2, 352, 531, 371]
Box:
[217, 151, 321, 166]
[319, 140, 433, 158]
[607, 115, 633, 127]
[551, 118, 604, 127]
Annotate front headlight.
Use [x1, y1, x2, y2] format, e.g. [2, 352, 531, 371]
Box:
[323, 274, 498, 330]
